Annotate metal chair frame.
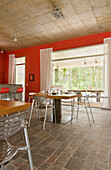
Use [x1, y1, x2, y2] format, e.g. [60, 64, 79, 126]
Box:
[11, 87, 23, 101]
[61, 98, 75, 121]
[76, 95, 94, 126]
[28, 96, 56, 130]
[0, 88, 10, 100]
[0, 112, 34, 170]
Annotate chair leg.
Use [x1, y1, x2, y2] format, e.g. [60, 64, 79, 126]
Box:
[54, 100, 56, 124]
[24, 127, 34, 170]
[21, 128, 25, 141]
[43, 104, 47, 130]
[28, 96, 30, 102]
[84, 99, 91, 126]
[71, 99, 74, 120]
[87, 97, 94, 122]
[76, 98, 80, 119]
[39, 110, 40, 121]
[1, 164, 4, 170]
[36, 103, 40, 121]
[28, 100, 34, 127]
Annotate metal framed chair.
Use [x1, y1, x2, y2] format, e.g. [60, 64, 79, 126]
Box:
[0, 88, 10, 100]
[12, 87, 23, 101]
[28, 96, 56, 130]
[0, 111, 34, 170]
[61, 91, 75, 121]
[76, 95, 94, 126]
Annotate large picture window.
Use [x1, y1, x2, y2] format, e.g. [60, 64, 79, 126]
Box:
[53, 44, 104, 90]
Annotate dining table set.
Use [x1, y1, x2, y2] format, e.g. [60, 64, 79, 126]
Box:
[28, 92, 82, 124]
[0, 89, 95, 170]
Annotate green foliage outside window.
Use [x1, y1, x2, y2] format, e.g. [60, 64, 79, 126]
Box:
[53, 66, 103, 90]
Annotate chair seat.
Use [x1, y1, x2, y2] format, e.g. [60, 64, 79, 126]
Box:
[35, 104, 53, 110]
[0, 139, 18, 166]
[76, 95, 94, 126]
[28, 96, 56, 130]
[0, 112, 34, 170]
[1, 98, 11, 101]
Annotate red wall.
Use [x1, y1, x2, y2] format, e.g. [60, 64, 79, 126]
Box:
[5, 32, 111, 101]
[0, 53, 6, 84]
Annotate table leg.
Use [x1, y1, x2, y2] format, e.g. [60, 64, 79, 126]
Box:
[53, 99, 61, 123]
[96, 92, 100, 102]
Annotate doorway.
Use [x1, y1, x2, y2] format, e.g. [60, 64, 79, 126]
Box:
[15, 57, 25, 101]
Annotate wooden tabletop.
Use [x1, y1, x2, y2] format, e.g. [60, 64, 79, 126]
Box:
[68, 90, 104, 93]
[29, 93, 82, 100]
[0, 100, 31, 116]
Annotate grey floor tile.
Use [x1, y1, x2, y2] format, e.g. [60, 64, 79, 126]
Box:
[2, 108, 111, 170]
[65, 157, 85, 170]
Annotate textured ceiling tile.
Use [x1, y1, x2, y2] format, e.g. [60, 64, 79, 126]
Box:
[59, 24, 73, 33]
[70, 0, 92, 13]
[36, 15, 51, 25]
[97, 15, 111, 25]
[14, 0, 32, 9]
[2, 2, 22, 15]
[90, 0, 109, 8]
[85, 24, 100, 31]
[32, 0, 52, 7]
[2, 0, 33, 15]
[0, 0, 13, 7]
[25, 6, 40, 17]
[70, 22, 85, 29]
[94, 6, 111, 17]
[57, 0, 71, 7]
[78, 11, 95, 20]
[14, 11, 29, 21]
[45, 13, 57, 21]
[62, 5, 76, 17]
[53, 19, 68, 26]
[65, 14, 81, 24]
[0, 0, 111, 51]
[83, 18, 98, 26]
[0, 7, 12, 18]
[99, 22, 111, 31]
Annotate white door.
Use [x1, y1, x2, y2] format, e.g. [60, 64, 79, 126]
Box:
[15, 57, 25, 101]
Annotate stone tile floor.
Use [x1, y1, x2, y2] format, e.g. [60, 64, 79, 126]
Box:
[2, 107, 111, 170]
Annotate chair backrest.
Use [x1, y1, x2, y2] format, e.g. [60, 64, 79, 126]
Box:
[52, 85, 63, 90]
[33, 96, 47, 104]
[17, 87, 23, 93]
[0, 112, 26, 140]
[0, 88, 9, 93]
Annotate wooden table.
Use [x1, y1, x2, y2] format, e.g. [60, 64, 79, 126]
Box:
[68, 90, 104, 102]
[29, 93, 82, 124]
[0, 100, 31, 116]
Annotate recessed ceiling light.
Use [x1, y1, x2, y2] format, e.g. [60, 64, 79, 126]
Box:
[14, 34, 17, 42]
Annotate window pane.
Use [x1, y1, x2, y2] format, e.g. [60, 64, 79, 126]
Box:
[53, 44, 104, 90]
[16, 65, 25, 85]
[16, 65, 25, 101]
[53, 44, 104, 60]
[53, 66, 103, 90]
[16, 57, 25, 64]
